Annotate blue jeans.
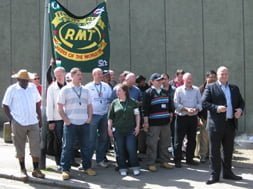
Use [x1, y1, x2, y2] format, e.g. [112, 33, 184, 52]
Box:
[113, 130, 139, 169]
[89, 114, 109, 163]
[61, 123, 91, 171]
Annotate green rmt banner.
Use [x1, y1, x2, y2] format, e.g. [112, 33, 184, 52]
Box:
[49, 0, 110, 72]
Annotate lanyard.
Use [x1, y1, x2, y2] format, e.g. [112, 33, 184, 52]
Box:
[72, 86, 82, 105]
[95, 83, 102, 97]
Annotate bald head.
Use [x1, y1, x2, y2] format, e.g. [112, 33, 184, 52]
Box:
[217, 66, 229, 84]
[92, 68, 103, 82]
[125, 73, 136, 87]
[183, 72, 193, 88]
[183, 72, 191, 80]
[217, 66, 228, 74]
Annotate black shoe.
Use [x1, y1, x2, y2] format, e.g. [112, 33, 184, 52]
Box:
[186, 160, 199, 166]
[115, 166, 119, 171]
[138, 157, 143, 162]
[75, 151, 81, 158]
[71, 162, 80, 167]
[223, 173, 242, 180]
[200, 156, 207, 163]
[206, 177, 219, 185]
[175, 162, 182, 168]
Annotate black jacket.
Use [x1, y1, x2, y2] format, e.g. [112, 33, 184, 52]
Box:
[202, 82, 245, 130]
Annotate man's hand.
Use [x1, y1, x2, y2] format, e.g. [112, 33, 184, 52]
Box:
[64, 119, 71, 126]
[86, 117, 92, 124]
[48, 123, 56, 130]
[234, 108, 242, 119]
[217, 105, 227, 113]
[185, 107, 198, 115]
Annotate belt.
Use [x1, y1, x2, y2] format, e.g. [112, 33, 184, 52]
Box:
[177, 115, 197, 117]
[226, 118, 234, 122]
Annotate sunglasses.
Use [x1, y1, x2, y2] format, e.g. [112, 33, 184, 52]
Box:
[34, 78, 40, 80]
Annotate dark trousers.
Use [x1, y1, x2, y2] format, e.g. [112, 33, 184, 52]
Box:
[54, 120, 64, 166]
[138, 130, 146, 154]
[208, 119, 235, 179]
[174, 115, 198, 163]
[170, 114, 176, 157]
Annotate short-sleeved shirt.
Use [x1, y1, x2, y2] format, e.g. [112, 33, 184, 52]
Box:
[84, 81, 112, 115]
[2, 82, 41, 126]
[108, 98, 138, 133]
[57, 84, 92, 125]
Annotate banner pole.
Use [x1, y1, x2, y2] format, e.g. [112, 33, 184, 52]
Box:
[40, 0, 50, 169]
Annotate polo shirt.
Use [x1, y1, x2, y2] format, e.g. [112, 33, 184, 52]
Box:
[84, 81, 112, 115]
[108, 98, 138, 133]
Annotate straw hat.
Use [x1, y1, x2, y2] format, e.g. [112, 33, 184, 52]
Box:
[11, 69, 31, 80]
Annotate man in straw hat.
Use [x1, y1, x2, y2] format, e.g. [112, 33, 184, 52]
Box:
[2, 69, 45, 181]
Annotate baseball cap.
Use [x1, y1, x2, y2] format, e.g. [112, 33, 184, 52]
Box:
[149, 73, 164, 81]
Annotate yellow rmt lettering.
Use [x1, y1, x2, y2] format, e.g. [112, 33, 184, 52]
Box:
[64, 29, 96, 41]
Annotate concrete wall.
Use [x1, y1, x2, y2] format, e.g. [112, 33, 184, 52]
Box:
[0, 0, 252, 133]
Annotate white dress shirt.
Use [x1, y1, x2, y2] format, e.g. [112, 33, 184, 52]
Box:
[2, 82, 41, 126]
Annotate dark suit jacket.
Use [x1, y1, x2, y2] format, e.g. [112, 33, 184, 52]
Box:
[202, 81, 245, 130]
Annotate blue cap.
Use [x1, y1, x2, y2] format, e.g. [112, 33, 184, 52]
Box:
[149, 73, 164, 81]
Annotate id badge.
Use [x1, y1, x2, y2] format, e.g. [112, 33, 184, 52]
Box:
[161, 104, 167, 109]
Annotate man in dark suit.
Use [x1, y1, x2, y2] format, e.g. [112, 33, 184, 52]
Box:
[202, 66, 245, 185]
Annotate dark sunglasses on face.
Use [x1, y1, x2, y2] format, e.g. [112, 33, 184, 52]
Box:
[34, 78, 40, 80]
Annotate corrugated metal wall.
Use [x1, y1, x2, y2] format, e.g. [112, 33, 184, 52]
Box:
[0, 0, 252, 133]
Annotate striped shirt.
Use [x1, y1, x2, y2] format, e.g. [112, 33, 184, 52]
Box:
[149, 96, 170, 119]
[57, 84, 92, 125]
[143, 87, 173, 126]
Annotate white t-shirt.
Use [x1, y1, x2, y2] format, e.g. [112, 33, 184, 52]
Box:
[57, 84, 92, 125]
[2, 82, 41, 126]
[84, 81, 112, 115]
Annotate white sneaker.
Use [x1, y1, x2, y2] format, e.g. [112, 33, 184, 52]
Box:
[56, 165, 62, 171]
[133, 169, 140, 176]
[119, 169, 127, 176]
[97, 161, 109, 168]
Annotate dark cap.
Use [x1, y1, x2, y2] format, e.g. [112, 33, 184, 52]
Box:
[103, 70, 110, 75]
[136, 75, 146, 83]
[149, 73, 164, 81]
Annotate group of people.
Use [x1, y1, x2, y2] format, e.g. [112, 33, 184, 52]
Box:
[2, 65, 244, 185]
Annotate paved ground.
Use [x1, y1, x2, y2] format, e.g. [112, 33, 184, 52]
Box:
[0, 128, 253, 189]
[0, 178, 63, 189]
